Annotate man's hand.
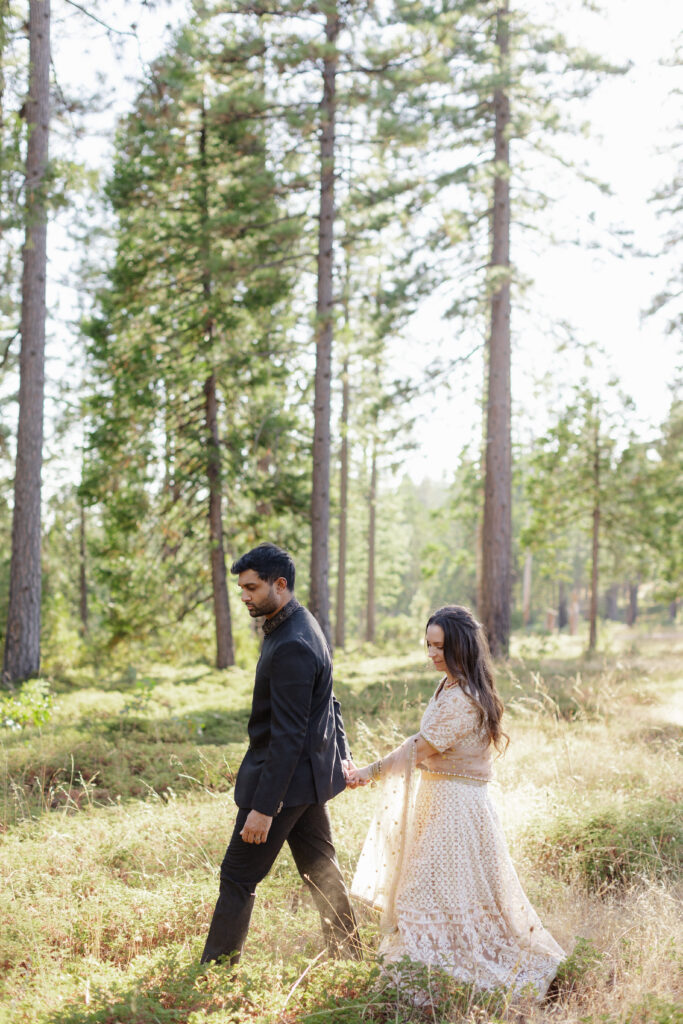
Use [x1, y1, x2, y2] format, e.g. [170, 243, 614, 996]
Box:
[346, 764, 372, 788]
[342, 758, 363, 789]
[240, 809, 273, 844]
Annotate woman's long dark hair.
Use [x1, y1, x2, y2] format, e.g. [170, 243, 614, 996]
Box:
[426, 604, 508, 753]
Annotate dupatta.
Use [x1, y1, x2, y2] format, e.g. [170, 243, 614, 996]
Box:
[350, 736, 419, 933]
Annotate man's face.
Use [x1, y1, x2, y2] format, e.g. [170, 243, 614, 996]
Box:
[237, 569, 284, 619]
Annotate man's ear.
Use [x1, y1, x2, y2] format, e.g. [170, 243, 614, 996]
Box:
[275, 576, 288, 593]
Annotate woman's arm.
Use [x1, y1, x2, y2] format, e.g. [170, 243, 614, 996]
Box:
[346, 733, 437, 787]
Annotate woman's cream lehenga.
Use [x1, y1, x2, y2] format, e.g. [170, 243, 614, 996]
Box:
[351, 682, 564, 998]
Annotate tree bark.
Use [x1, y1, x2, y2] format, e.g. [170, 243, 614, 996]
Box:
[605, 584, 618, 621]
[335, 357, 349, 649]
[521, 551, 532, 626]
[0, 2, 8, 131]
[309, 3, 339, 645]
[626, 580, 638, 626]
[79, 501, 88, 636]
[588, 418, 600, 652]
[199, 95, 234, 669]
[480, 1, 511, 658]
[3, 0, 50, 685]
[204, 371, 234, 668]
[558, 579, 568, 630]
[568, 588, 580, 635]
[365, 441, 377, 643]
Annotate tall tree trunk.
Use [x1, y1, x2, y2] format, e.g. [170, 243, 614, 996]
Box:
[204, 372, 234, 668]
[605, 584, 618, 621]
[79, 502, 88, 636]
[0, 2, 7, 131]
[568, 588, 580, 635]
[558, 579, 568, 630]
[199, 95, 233, 669]
[588, 501, 600, 651]
[3, 0, 50, 685]
[588, 420, 600, 652]
[626, 580, 638, 626]
[335, 357, 349, 649]
[480, 0, 511, 658]
[475, 518, 484, 618]
[161, 389, 182, 562]
[365, 441, 377, 643]
[310, 3, 339, 645]
[522, 551, 532, 626]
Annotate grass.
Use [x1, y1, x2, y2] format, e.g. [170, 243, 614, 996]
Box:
[0, 622, 681, 1023]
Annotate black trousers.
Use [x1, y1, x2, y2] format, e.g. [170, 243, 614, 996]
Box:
[201, 803, 361, 964]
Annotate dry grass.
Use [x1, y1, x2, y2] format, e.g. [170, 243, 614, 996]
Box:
[0, 623, 681, 1023]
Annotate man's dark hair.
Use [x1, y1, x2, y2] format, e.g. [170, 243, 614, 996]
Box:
[231, 543, 296, 590]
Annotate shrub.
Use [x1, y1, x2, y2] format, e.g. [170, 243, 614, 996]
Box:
[624, 994, 683, 1024]
[554, 936, 606, 991]
[523, 797, 682, 890]
[0, 678, 53, 731]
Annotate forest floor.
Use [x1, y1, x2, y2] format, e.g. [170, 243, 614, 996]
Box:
[0, 623, 681, 1024]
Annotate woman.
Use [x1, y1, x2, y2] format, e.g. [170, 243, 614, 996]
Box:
[348, 605, 564, 998]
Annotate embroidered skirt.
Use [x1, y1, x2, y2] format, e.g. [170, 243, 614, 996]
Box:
[378, 772, 564, 996]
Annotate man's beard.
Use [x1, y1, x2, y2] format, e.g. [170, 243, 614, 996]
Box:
[248, 588, 280, 618]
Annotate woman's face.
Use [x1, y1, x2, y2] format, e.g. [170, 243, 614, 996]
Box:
[426, 623, 447, 674]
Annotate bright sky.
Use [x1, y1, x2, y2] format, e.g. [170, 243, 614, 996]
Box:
[48, 0, 682, 486]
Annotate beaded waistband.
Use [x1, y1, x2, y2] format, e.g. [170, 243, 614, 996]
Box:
[419, 768, 488, 786]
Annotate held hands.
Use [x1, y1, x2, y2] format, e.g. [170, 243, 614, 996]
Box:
[342, 758, 360, 789]
[240, 809, 273, 844]
[345, 763, 373, 788]
[343, 758, 368, 789]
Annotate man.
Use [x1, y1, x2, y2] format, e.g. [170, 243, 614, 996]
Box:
[201, 543, 361, 965]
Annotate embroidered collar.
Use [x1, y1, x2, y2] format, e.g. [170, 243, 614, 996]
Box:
[262, 597, 300, 637]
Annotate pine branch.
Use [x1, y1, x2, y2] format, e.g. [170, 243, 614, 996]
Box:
[0, 328, 19, 368]
[62, 0, 139, 38]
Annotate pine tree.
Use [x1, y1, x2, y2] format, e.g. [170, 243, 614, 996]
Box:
[3, 0, 50, 684]
[386, 0, 622, 655]
[480, 0, 512, 657]
[523, 382, 635, 652]
[0, 0, 25, 372]
[241, 0, 445, 641]
[82, 15, 303, 662]
[646, 41, 682, 339]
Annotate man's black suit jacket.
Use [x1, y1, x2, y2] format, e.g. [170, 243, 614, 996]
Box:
[234, 601, 351, 817]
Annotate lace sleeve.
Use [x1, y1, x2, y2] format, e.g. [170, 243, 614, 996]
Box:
[420, 688, 478, 753]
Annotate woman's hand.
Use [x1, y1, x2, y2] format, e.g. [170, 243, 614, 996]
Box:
[346, 764, 373, 788]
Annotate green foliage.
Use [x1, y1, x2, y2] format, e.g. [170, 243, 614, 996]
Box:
[377, 0, 624, 343]
[623, 994, 683, 1024]
[291, 956, 513, 1022]
[521, 379, 645, 645]
[522, 797, 682, 891]
[0, 633, 681, 1022]
[418, 455, 481, 611]
[553, 936, 606, 989]
[80, 12, 309, 653]
[632, 394, 683, 606]
[0, 677, 53, 730]
[0, 665, 251, 825]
